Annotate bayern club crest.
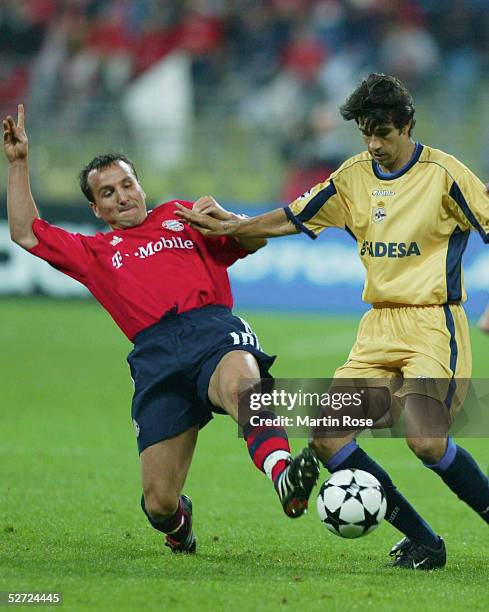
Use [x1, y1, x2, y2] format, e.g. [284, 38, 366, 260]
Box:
[162, 219, 185, 232]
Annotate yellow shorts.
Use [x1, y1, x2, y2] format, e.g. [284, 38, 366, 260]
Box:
[334, 304, 471, 410]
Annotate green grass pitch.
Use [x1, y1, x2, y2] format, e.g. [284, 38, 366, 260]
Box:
[1, 298, 488, 611]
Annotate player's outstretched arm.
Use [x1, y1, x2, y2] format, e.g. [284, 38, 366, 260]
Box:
[192, 195, 268, 251]
[3, 104, 39, 249]
[175, 202, 298, 239]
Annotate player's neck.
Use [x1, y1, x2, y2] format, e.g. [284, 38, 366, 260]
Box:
[379, 140, 416, 174]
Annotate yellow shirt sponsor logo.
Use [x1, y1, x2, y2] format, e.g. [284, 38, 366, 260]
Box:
[360, 241, 421, 258]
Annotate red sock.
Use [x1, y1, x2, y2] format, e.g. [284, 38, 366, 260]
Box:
[243, 411, 291, 485]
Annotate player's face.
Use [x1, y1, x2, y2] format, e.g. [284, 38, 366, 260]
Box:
[359, 121, 412, 172]
[88, 161, 147, 229]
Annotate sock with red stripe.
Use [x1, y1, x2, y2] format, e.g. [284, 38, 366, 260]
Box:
[140, 495, 189, 540]
[242, 410, 292, 487]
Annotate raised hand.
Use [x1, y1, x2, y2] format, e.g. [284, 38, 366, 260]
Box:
[175, 202, 231, 236]
[193, 195, 235, 221]
[3, 104, 28, 163]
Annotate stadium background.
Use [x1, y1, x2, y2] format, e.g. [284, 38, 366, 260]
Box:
[1, 1, 489, 611]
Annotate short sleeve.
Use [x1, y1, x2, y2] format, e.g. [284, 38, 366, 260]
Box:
[28, 219, 92, 282]
[284, 179, 347, 240]
[447, 165, 489, 243]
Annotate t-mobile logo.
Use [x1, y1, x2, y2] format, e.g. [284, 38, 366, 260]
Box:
[135, 236, 194, 259]
[112, 251, 123, 268]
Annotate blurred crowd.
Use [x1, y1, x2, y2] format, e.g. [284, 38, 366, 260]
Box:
[1, 0, 489, 200]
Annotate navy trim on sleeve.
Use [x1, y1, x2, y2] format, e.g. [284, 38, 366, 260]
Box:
[345, 225, 357, 242]
[284, 206, 317, 240]
[295, 181, 337, 223]
[445, 226, 469, 302]
[449, 181, 489, 243]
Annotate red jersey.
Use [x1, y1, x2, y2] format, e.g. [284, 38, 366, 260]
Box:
[28, 201, 251, 340]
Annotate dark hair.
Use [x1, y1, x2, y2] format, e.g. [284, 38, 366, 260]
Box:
[79, 153, 139, 201]
[340, 73, 416, 136]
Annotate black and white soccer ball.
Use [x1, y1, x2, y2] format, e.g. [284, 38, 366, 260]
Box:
[317, 469, 387, 538]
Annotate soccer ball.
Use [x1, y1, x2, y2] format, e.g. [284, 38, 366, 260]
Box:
[316, 469, 387, 538]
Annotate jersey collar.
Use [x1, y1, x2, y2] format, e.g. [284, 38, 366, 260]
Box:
[372, 142, 423, 180]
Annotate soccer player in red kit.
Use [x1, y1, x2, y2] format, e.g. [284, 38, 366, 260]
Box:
[3, 105, 320, 553]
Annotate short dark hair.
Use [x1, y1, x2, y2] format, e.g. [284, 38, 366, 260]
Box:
[79, 153, 139, 202]
[340, 73, 416, 136]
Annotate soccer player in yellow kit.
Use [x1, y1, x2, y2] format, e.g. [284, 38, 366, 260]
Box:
[177, 74, 489, 570]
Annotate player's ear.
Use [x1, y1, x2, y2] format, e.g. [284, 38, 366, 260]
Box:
[90, 202, 101, 218]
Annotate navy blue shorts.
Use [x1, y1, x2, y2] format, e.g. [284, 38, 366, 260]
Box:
[127, 305, 275, 453]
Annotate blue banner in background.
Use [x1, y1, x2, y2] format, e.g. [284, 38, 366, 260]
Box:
[1, 205, 488, 318]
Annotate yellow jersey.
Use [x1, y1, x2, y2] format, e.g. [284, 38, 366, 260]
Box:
[285, 143, 489, 305]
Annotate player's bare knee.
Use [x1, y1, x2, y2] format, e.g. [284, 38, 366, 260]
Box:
[210, 350, 260, 420]
[143, 491, 179, 522]
[222, 377, 241, 410]
[406, 436, 447, 463]
[210, 376, 240, 420]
